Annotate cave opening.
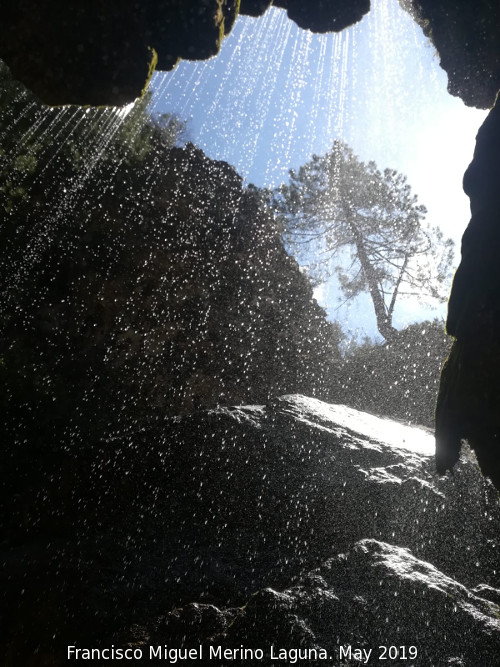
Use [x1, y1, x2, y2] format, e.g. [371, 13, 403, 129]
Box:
[151, 0, 487, 339]
[1, 0, 500, 664]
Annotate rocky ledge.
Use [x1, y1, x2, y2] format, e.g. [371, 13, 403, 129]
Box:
[2, 395, 500, 665]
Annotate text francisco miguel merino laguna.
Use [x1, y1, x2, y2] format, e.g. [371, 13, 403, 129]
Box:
[67, 644, 377, 663]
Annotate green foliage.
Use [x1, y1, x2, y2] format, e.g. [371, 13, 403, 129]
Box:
[330, 319, 453, 426]
[0, 61, 187, 214]
[273, 140, 455, 341]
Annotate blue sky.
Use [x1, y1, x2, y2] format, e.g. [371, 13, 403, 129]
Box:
[150, 0, 487, 341]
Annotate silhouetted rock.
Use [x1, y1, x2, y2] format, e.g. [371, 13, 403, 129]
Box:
[6, 0, 500, 108]
[240, 0, 274, 17]
[400, 0, 500, 108]
[275, 0, 370, 33]
[242, 0, 371, 31]
[436, 91, 500, 491]
[0, 0, 370, 106]
[0, 1, 241, 106]
[2, 395, 500, 664]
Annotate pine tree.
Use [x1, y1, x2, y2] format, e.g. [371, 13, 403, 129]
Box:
[273, 140, 454, 341]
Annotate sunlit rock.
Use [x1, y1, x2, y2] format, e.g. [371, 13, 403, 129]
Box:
[3, 395, 500, 663]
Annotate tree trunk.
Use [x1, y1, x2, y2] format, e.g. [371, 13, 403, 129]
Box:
[347, 214, 398, 342]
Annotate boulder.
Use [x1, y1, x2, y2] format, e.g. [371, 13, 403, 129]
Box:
[130, 540, 500, 666]
[2, 395, 500, 664]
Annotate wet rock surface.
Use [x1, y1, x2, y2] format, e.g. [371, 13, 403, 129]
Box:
[132, 540, 500, 666]
[2, 395, 500, 664]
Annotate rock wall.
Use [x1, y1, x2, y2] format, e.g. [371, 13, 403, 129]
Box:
[436, 94, 500, 490]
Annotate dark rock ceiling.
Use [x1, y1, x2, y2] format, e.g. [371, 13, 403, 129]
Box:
[1, 1, 499, 108]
